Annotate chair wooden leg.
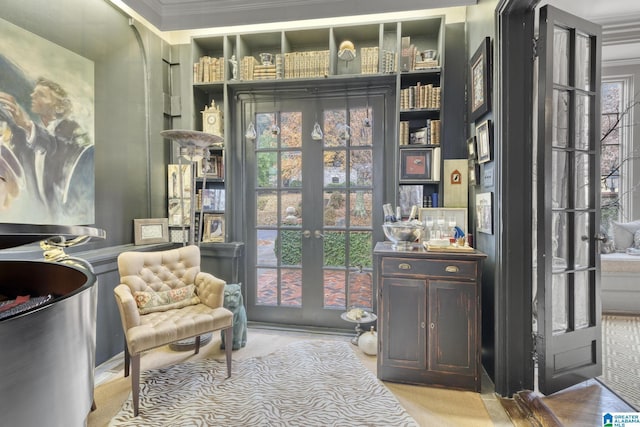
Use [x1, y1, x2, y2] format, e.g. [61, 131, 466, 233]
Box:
[131, 354, 140, 417]
[194, 335, 201, 355]
[124, 339, 130, 378]
[224, 327, 232, 378]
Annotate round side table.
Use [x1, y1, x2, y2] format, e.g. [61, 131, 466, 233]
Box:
[340, 311, 377, 345]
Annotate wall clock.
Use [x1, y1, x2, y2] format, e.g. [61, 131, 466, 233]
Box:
[451, 169, 462, 185]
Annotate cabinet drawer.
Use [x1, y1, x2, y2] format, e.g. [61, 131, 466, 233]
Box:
[381, 257, 477, 280]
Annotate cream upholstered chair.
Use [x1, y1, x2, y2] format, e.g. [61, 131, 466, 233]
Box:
[113, 245, 233, 416]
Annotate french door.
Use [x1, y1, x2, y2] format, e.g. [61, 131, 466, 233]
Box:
[535, 5, 602, 394]
[242, 90, 386, 328]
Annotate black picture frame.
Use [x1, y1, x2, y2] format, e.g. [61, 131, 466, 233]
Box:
[469, 37, 491, 123]
[467, 136, 477, 159]
[400, 148, 433, 182]
[468, 159, 479, 186]
[476, 119, 492, 164]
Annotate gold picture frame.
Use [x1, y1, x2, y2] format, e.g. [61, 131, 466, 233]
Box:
[202, 213, 225, 243]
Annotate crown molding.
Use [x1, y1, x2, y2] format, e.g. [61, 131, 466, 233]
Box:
[121, 0, 476, 31]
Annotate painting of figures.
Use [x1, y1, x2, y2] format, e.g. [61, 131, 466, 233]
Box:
[0, 17, 94, 225]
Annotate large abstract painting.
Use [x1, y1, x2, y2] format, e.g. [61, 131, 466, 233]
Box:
[0, 17, 94, 225]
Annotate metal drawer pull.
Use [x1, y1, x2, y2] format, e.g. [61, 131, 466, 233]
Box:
[398, 263, 412, 270]
[445, 265, 459, 273]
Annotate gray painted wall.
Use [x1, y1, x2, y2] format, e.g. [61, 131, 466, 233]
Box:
[0, 0, 169, 248]
[465, 0, 499, 381]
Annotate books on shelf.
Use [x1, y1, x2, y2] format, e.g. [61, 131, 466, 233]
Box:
[284, 50, 330, 78]
[399, 36, 439, 72]
[194, 56, 225, 83]
[400, 83, 441, 110]
[400, 119, 441, 146]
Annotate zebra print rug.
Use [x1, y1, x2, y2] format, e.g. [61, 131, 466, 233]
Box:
[109, 340, 418, 426]
[599, 315, 640, 410]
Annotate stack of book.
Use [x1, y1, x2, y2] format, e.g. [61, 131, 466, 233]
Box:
[254, 64, 278, 80]
[284, 50, 330, 78]
[399, 121, 410, 146]
[414, 58, 439, 70]
[193, 56, 225, 83]
[240, 54, 284, 80]
[429, 119, 441, 145]
[400, 83, 441, 110]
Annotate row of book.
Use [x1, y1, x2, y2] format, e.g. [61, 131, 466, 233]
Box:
[194, 47, 403, 82]
[399, 119, 441, 146]
[400, 83, 441, 110]
[283, 51, 330, 78]
[193, 56, 225, 83]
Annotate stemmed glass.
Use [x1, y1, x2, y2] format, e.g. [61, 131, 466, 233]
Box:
[424, 216, 434, 240]
[436, 215, 445, 239]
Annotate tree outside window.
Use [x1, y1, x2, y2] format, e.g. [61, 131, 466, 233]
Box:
[600, 78, 638, 233]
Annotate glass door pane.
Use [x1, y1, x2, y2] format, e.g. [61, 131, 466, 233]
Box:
[245, 91, 384, 328]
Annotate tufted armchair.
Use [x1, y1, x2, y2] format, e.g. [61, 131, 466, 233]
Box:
[113, 245, 233, 416]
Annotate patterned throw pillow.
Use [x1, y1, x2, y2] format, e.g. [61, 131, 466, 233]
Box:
[634, 229, 640, 249]
[134, 284, 200, 314]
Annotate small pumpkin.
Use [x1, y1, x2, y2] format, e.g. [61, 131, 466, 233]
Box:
[358, 326, 378, 356]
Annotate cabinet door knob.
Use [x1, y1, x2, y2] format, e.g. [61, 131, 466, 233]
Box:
[421, 322, 426, 329]
[445, 265, 459, 273]
[430, 323, 435, 329]
[398, 263, 412, 270]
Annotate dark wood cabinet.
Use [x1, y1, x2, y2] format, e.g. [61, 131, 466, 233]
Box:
[374, 241, 486, 392]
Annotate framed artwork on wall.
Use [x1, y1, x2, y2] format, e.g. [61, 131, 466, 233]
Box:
[0, 17, 95, 226]
[467, 136, 477, 159]
[469, 37, 491, 123]
[475, 192, 493, 234]
[476, 120, 492, 164]
[468, 159, 478, 186]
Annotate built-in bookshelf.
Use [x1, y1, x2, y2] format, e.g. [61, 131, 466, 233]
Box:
[176, 15, 448, 236]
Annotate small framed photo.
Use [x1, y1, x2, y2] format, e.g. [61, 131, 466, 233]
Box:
[468, 159, 478, 186]
[168, 198, 191, 226]
[197, 149, 223, 178]
[134, 218, 169, 245]
[475, 192, 493, 234]
[467, 136, 477, 159]
[476, 119, 492, 164]
[469, 37, 491, 123]
[400, 148, 433, 182]
[202, 213, 225, 243]
[168, 164, 192, 199]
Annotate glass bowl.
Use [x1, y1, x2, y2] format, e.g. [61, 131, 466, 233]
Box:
[382, 222, 424, 250]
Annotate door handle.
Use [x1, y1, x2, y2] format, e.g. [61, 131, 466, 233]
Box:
[303, 230, 311, 238]
[314, 230, 325, 239]
[593, 233, 608, 242]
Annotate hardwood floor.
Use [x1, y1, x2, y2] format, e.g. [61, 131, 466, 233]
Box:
[500, 380, 635, 426]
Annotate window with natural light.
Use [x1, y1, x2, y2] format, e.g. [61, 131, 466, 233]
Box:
[600, 78, 628, 232]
